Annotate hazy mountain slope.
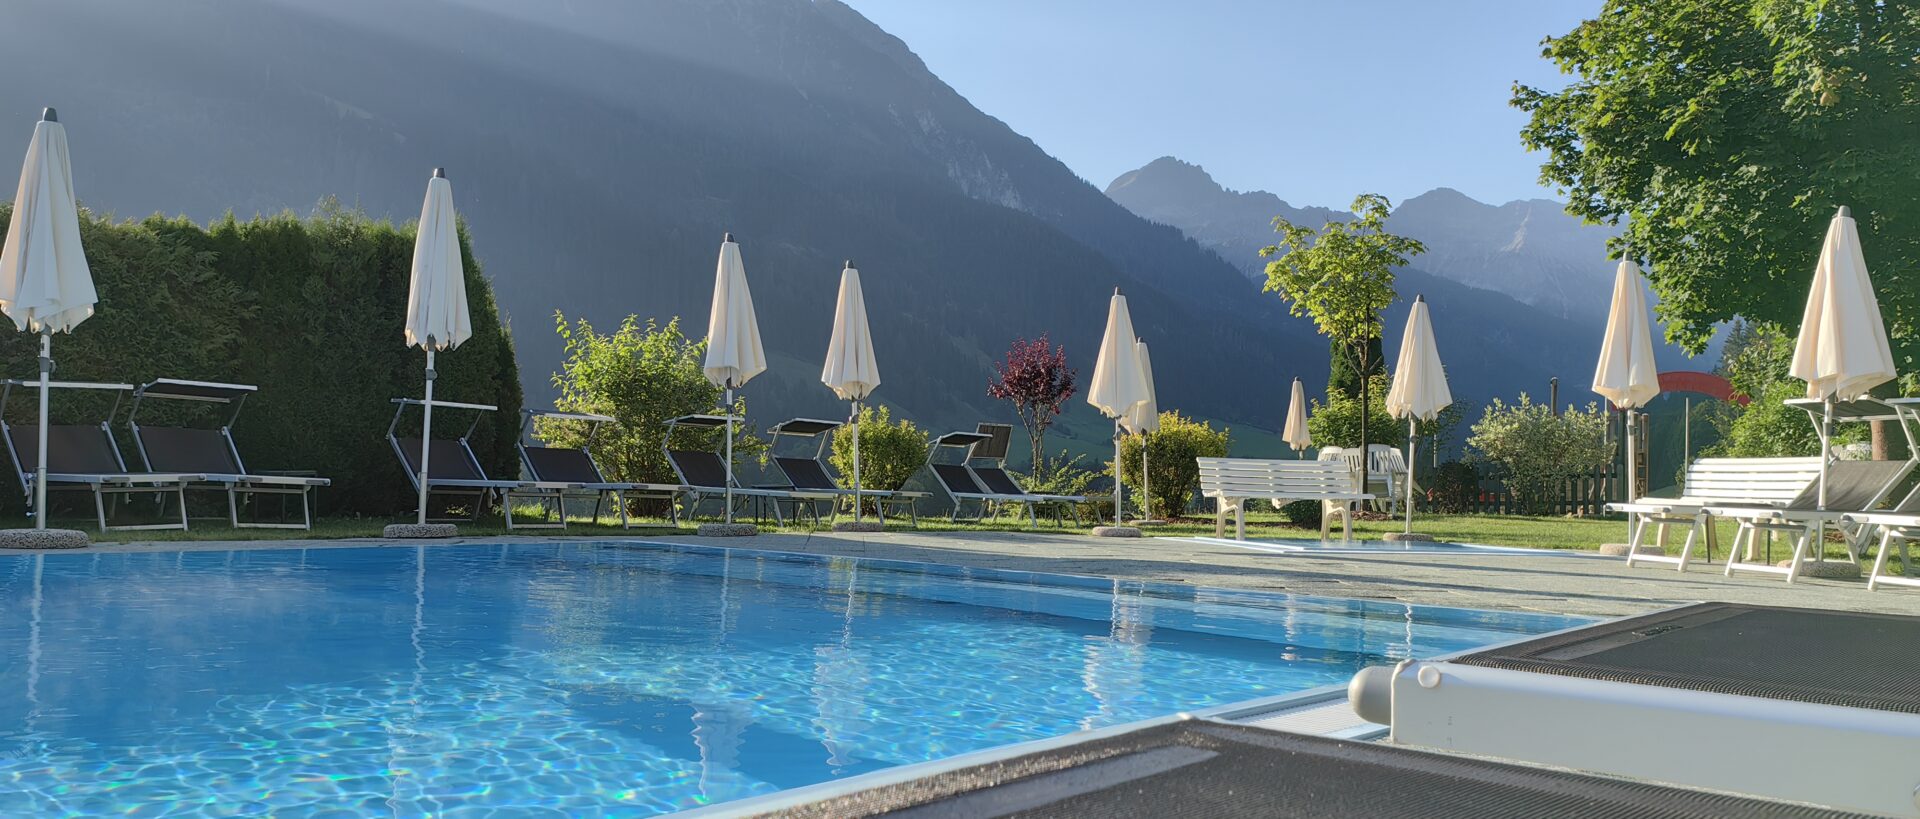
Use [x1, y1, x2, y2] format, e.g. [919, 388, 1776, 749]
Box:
[0, 0, 1326, 458]
[1105, 157, 1624, 413]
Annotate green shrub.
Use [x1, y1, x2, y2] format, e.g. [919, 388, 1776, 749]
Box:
[1430, 460, 1481, 513]
[537, 313, 766, 491]
[1279, 499, 1322, 528]
[1018, 451, 1103, 519]
[1466, 395, 1611, 515]
[0, 203, 521, 517]
[1118, 411, 1230, 519]
[829, 405, 928, 493]
[1306, 375, 1399, 449]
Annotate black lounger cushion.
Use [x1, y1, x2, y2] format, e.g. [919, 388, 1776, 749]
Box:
[522, 446, 604, 484]
[9, 424, 126, 475]
[138, 427, 243, 474]
[394, 437, 488, 481]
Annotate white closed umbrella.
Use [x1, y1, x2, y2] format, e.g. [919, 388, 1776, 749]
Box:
[402, 168, 472, 525]
[0, 109, 98, 529]
[1088, 288, 1150, 525]
[822, 260, 880, 523]
[1283, 378, 1311, 457]
[1790, 206, 1895, 512]
[1592, 259, 1662, 503]
[1385, 295, 1451, 534]
[703, 234, 766, 523]
[1122, 339, 1159, 520]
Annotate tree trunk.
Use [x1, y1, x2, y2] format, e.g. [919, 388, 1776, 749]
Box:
[1872, 419, 1887, 461]
[1357, 341, 1370, 502]
[1031, 432, 1045, 472]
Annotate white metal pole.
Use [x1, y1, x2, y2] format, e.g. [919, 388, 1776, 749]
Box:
[850, 400, 862, 523]
[1141, 438, 1151, 521]
[1112, 419, 1124, 525]
[1818, 399, 1832, 512]
[1405, 417, 1416, 534]
[1625, 408, 1637, 502]
[416, 348, 435, 525]
[33, 331, 49, 530]
[724, 385, 736, 524]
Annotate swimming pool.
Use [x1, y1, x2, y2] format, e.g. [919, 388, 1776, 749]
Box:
[0, 542, 1583, 815]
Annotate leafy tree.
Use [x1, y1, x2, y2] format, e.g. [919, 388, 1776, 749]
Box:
[1328, 336, 1384, 400]
[986, 335, 1077, 469]
[1118, 411, 1231, 519]
[1513, 0, 1920, 377]
[1261, 194, 1426, 493]
[1307, 375, 1400, 450]
[1018, 451, 1102, 522]
[538, 313, 759, 492]
[1467, 395, 1613, 514]
[829, 405, 929, 510]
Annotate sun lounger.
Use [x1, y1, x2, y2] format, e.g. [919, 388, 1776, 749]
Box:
[664, 414, 836, 526]
[518, 409, 685, 528]
[388, 398, 564, 530]
[1198, 457, 1372, 541]
[127, 378, 330, 530]
[922, 430, 1025, 522]
[766, 418, 926, 525]
[1, 379, 199, 531]
[1712, 458, 1915, 582]
[1608, 456, 1824, 571]
[967, 423, 1086, 527]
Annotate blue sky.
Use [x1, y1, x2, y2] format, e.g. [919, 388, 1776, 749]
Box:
[845, 1, 1601, 208]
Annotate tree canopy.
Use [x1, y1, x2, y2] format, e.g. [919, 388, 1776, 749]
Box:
[1514, 0, 1920, 383]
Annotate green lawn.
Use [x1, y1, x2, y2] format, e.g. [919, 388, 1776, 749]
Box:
[3, 505, 1889, 571]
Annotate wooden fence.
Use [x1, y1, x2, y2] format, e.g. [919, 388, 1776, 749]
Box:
[1415, 465, 1624, 517]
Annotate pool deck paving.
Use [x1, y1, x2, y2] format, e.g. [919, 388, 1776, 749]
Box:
[12, 528, 1920, 619]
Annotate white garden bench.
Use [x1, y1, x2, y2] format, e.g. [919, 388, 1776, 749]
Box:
[1198, 457, 1374, 542]
[1606, 456, 1823, 571]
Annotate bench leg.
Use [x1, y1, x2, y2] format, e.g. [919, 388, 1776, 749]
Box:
[1624, 515, 1648, 566]
[1675, 518, 1699, 572]
[1235, 501, 1246, 541]
[1215, 502, 1226, 538]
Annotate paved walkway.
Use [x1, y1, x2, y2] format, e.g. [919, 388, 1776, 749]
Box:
[9, 529, 1920, 618]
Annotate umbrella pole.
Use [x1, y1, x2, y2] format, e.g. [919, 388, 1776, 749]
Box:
[1625, 408, 1636, 503]
[416, 349, 435, 526]
[33, 331, 50, 530]
[724, 385, 736, 524]
[1817, 398, 1833, 563]
[1113, 419, 1124, 525]
[850, 399, 861, 523]
[1404, 418, 1416, 534]
[1141, 438, 1150, 521]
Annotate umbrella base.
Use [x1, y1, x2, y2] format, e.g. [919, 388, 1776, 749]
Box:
[1598, 542, 1660, 557]
[0, 528, 88, 549]
[1383, 532, 1436, 543]
[1092, 526, 1143, 538]
[832, 521, 885, 533]
[1776, 558, 1861, 579]
[698, 523, 759, 537]
[383, 523, 458, 539]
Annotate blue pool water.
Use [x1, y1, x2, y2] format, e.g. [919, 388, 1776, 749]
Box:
[0, 543, 1583, 815]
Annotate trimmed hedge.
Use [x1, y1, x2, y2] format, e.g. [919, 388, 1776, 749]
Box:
[0, 202, 521, 517]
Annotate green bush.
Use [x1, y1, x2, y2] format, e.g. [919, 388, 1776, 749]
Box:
[1466, 396, 1611, 514]
[1279, 499, 1322, 528]
[1430, 460, 1481, 513]
[537, 313, 759, 488]
[1118, 411, 1230, 519]
[0, 203, 521, 517]
[1306, 375, 1400, 449]
[1018, 451, 1103, 520]
[829, 405, 928, 493]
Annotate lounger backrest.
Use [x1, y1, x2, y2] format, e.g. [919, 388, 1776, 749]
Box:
[774, 456, 837, 491]
[137, 426, 242, 475]
[394, 437, 488, 481]
[1788, 459, 1913, 512]
[8, 424, 126, 475]
[971, 465, 1028, 497]
[972, 424, 1014, 461]
[666, 449, 730, 489]
[1678, 457, 1823, 506]
[932, 463, 987, 495]
[1197, 457, 1359, 500]
[521, 446, 603, 484]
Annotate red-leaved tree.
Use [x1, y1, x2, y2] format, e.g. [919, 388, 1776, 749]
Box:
[987, 335, 1077, 470]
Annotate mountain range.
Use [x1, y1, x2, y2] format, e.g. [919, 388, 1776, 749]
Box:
[0, 0, 1697, 462]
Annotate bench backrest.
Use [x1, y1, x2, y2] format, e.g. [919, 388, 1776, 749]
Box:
[1197, 457, 1357, 498]
[1678, 457, 1823, 505]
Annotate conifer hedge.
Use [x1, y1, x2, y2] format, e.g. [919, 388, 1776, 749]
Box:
[0, 202, 522, 517]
